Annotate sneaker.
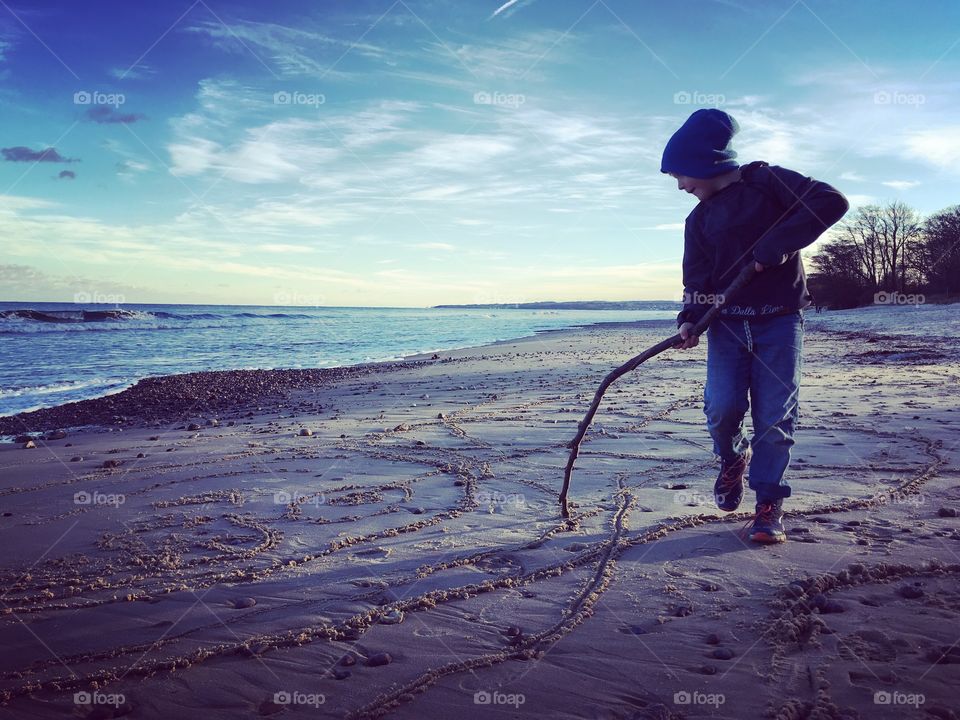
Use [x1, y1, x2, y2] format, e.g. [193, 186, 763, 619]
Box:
[748, 499, 786, 543]
[713, 447, 751, 512]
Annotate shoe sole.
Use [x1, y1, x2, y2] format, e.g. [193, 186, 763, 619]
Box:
[749, 531, 786, 544]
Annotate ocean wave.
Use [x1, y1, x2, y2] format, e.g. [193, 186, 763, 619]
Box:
[0, 308, 319, 333]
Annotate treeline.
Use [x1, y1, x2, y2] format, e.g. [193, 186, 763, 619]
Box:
[806, 201, 960, 309]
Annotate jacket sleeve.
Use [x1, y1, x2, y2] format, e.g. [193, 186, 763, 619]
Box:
[752, 165, 849, 267]
[677, 211, 713, 327]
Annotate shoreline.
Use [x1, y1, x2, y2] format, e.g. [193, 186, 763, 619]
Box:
[7, 298, 960, 436]
[1, 317, 678, 436]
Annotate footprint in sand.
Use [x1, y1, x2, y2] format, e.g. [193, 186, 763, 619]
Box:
[353, 546, 391, 560]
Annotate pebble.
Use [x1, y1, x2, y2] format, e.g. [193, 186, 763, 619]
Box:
[102, 459, 122, 468]
[187, 423, 201, 431]
[898, 585, 924, 599]
[711, 647, 735, 660]
[23, 440, 36, 449]
[298, 428, 313, 436]
[379, 608, 404, 624]
[705, 633, 721, 645]
[231, 597, 257, 609]
[938, 507, 957, 518]
[366, 652, 393, 667]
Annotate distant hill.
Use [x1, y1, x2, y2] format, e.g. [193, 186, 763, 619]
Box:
[432, 300, 681, 311]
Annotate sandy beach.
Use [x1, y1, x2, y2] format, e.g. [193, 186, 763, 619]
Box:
[2, 312, 959, 719]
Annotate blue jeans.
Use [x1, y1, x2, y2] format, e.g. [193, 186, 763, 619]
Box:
[703, 311, 803, 502]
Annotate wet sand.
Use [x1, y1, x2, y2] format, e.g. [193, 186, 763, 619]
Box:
[1, 317, 959, 719]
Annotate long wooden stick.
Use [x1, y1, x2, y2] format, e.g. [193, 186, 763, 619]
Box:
[558, 263, 757, 519]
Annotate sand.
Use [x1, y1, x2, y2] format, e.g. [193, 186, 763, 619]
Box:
[1, 315, 959, 719]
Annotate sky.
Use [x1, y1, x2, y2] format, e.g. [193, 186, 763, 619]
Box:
[1, 0, 958, 307]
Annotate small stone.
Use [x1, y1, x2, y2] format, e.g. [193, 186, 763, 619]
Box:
[231, 597, 257, 609]
[102, 459, 122, 468]
[332, 668, 351, 680]
[898, 585, 924, 599]
[208, 419, 220, 427]
[46, 429, 68, 440]
[339, 654, 357, 666]
[187, 423, 201, 431]
[705, 633, 721, 645]
[504, 625, 522, 637]
[711, 647, 735, 660]
[70, 456, 83, 462]
[822, 600, 845, 614]
[366, 652, 393, 667]
[699, 664, 718, 675]
[298, 428, 313, 436]
[379, 608, 404, 625]
[938, 507, 957, 518]
[136, 453, 145, 458]
[23, 440, 36, 449]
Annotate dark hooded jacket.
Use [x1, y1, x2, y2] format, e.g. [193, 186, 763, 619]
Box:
[677, 160, 849, 327]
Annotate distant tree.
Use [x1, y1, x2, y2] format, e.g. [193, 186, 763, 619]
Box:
[834, 202, 923, 293]
[921, 205, 960, 296]
[808, 238, 869, 308]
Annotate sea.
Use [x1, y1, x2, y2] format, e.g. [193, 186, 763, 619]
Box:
[0, 301, 679, 417]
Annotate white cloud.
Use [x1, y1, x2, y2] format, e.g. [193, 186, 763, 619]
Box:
[881, 180, 920, 190]
[413, 242, 455, 251]
[903, 128, 960, 171]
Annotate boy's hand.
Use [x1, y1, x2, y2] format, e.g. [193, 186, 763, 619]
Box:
[674, 322, 699, 350]
[755, 261, 765, 272]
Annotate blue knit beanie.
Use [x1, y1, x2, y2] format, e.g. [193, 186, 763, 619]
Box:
[660, 109, 740, 179]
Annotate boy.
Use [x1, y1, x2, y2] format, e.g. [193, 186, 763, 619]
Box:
[661, 108, 848, 543]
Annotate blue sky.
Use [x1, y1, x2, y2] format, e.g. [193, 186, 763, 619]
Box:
[1, 0, 958, 306]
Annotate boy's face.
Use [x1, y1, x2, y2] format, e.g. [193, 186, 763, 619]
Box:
[668, 172, 714, 202]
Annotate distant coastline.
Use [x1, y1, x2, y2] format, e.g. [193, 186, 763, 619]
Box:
[432, 300, 680, 311]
